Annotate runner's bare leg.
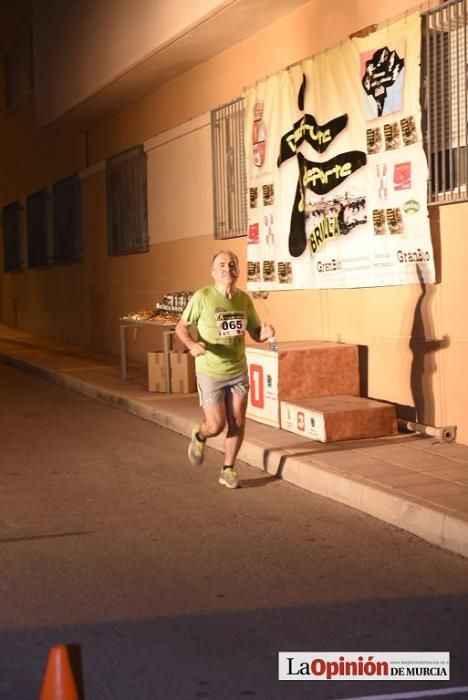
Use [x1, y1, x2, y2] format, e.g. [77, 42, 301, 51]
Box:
[200, 402, 226, 439]
[224, 389, 248, 467]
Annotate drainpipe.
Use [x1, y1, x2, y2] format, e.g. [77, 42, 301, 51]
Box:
[397, 420, 457, 443]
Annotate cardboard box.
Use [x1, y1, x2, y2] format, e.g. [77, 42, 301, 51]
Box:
[170, 351, 196, 393]
[148, 352, 166, 392]
[280, 395, 398, 443]
[246, 340, 360, 427]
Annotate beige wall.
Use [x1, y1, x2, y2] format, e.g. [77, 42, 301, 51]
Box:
[2, 0, 466, 442]
[146, 113, 213, 244]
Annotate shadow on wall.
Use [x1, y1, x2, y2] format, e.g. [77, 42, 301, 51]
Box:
[409, 263, 449, 425]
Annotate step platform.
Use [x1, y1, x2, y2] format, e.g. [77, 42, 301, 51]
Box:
[280, 395, 398, 443]
[246, 340, 360, 427]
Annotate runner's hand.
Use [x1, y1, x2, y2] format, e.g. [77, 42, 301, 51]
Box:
[189, 342, 207, 357]
[260, 323, 275, 341]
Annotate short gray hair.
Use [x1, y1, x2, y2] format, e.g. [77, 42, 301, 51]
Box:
[211, 250, 239, 268]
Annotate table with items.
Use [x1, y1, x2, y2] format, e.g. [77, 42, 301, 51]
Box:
[119, 291, 193, 392]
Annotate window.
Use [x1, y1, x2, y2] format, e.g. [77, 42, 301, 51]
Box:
[53, 175, 82, 263]
[27, 189, 50, 268]
[3, 27, 34, 110]
[106, 145, 148, 255]
[211, 97, 247, 239]
[423, 0, 468, 202]
[2, 201, 22, 272]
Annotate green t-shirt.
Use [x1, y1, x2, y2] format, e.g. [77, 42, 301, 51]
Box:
[181, 286, 261, 378]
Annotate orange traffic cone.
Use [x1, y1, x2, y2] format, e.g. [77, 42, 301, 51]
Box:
[39, 645, 79, 700]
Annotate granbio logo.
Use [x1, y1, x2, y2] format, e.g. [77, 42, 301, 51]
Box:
[317, 258, 342, 273]
[397, 248, 430, 263]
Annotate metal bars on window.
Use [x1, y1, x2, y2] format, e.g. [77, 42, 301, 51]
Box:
[27, 189, 50, 268]
[2, 201, 22, 272]
[211, 97, 247, 239]
[53, 176, 82, 263]
[423, 0, 468, 202]
[106, 145, 149, 256]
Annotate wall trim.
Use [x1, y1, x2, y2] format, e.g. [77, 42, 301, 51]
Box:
[144, 112, 210, 153]
[78, 161, 105, 180]
[79, 111, 210, 181]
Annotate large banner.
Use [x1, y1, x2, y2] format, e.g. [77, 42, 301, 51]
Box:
[244, 14, 436, 290]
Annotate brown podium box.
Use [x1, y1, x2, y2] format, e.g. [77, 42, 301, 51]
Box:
[280, 395, 398, 443]
[276, 341, 360, 400]
[246, 341, 360, 427]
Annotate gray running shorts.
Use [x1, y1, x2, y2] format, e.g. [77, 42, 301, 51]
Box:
[196, 371, 250, 407]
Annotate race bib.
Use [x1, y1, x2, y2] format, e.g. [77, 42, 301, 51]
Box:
[215, 310, 247, 338]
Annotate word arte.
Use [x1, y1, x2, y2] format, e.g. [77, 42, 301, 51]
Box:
[303, 161, 355, 189]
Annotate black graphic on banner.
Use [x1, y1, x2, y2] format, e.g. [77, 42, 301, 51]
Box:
[297, 73, 306, 111]
[362, 46, 404, 117]
[278, 113, 348, 164]
[289, 173, 308, 257]
[288, 151, 367, 256]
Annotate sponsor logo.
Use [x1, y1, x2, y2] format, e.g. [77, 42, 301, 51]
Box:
[279, 652, 450, 681]
[403, 198, 420, 214]
[317, 258, 342, 273]
[394, 161, 412, 189]
[397, 248, 430, 263]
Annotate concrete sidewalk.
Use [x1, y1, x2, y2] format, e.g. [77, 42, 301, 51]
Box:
[1, 322, 467, 559]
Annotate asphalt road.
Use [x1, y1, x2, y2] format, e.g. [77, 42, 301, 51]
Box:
[0, 362, 467, 700]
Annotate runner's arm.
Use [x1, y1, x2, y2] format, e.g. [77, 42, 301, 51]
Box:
[175, 318, 206, 356]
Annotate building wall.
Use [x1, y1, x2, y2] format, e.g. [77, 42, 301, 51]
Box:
[33, 0, 232, 125]
[2, 0, 467, 442]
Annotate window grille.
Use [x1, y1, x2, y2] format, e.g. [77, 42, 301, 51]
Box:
[423, 0, 468, 202]
[2, 201, 22, 272]
[106, 145, 148, 256]
[53, 175, 82, 263]
[211, 97, 247, 239]
[27, 189, 50, 268]
[4, 27, 34, 110]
